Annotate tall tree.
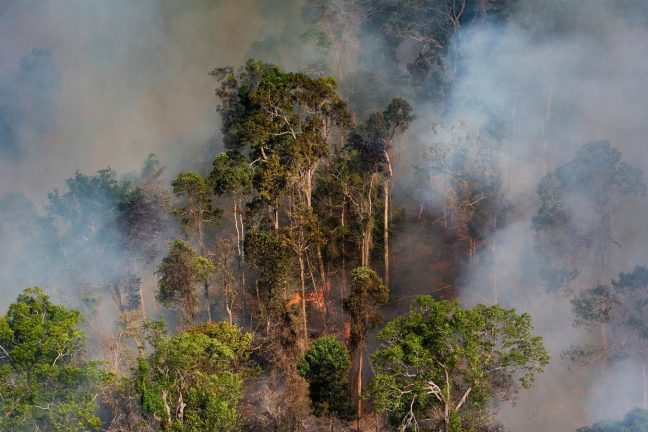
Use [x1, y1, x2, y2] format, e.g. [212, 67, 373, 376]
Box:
[171, 171, 221, 322]
[156, 240, 215, 327]
[343, 266, 389, 420]
[369, 296, 549, 431]
[209, 150, 254, 262]
[378, 98, 414, 288]
[0, 287, 108, 431]
[210, 60, 351, 213]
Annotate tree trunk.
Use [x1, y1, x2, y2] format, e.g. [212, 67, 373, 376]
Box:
[224, 269, 233, 325]
[362, 176, 375, 267]
[306, 169, 313, 208]
[233, 200, 241, 256]
[197, 221, 211, 322]
[356, 345, 363, 422]
[299, 254, 308, 342]
[384, 179, 390, 289]
[204, 282, 211, 323]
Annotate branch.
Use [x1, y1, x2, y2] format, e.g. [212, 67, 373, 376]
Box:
[0, 343, 11, 361]
[454, 387, 472, 412]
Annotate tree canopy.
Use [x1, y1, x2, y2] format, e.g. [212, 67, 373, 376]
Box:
[369, 295, 549, 431]
[0, 287, 107, 431]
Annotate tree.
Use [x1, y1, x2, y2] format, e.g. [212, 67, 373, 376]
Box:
[284, 204, 325, 342]
[156, 240, 215, 327]
[425, 122, 504, 262]
[577, 408, 648, 432]
[244, 228, 292, 327]
[369, 295, 549, 432]
[569, 266, 648, 406]
[47, 160, 171, 317]
[298, 335, 351, 417]
[209, 150, 254, 260]
[210, 60, 352, 213]
[301, 0, 370, 80]
[343, 266, 389, 420]
[171, 171, 221, 321]
[0, 287, 107, 431]
[367, 0, 467, 96]
[378, 98, 414, 288]
[135, 321, 256, 431]
[534, 140, 646, 292]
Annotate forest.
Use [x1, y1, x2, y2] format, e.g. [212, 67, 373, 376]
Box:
[1, 0, 648, 431]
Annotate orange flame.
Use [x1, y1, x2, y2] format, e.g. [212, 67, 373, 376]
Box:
[287, 289, 327, 312]
[288, 292, 302, 307]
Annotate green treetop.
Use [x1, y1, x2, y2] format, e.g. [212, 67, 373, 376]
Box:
[369, 295, 549, 432]
[298, 335, 351, 417]
[135, 321, 256, 432]
[0, 287, 107, 431]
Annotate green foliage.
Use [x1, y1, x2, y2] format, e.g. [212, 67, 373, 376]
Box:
[156, 240, 215, 325]
[210, 60, 352, 207]
[578, 408, 648, 432]
[343, 266, 389, 349]
[369, 295, 549, 431]
[298, 335, 351, 417]
[0, 287, 108, 431]
[209, 150, 254, 197]
[135, 321, 256, 431]
[244, 228, 291, 317]
[171, 171, 221, 239]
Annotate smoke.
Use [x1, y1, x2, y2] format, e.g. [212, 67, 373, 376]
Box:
[2, 0, 648, 429]
[0, 0, 271, 199]
[417, 1, 648, 429]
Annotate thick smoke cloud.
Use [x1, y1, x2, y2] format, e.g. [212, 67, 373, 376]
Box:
[0, 0, 270, 199]
[428, 1, 648, 430]
[0, 0, 281, 310]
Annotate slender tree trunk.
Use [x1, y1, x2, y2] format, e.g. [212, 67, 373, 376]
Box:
[299, 254, 308, 342]
[384, 179, 390, 289]
[204, 282, 211, 323]
[316, 245, 328, 326]
[362, 176, 375, 267]
[356, 344, 363, 423]
[197, 221, 211, 322]
[233, 200, 241, 255]
[269, 205, 279, 231]
[306, 169, 313, 208]
[341, 202, 347, 299]
[223, 268, 233, 324]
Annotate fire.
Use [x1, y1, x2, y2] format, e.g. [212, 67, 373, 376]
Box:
[287, 288, 327, 311]
[288, 292, 302, 307]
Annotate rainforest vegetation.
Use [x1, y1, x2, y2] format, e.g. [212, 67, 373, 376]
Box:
[2, 0, 648, 431]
